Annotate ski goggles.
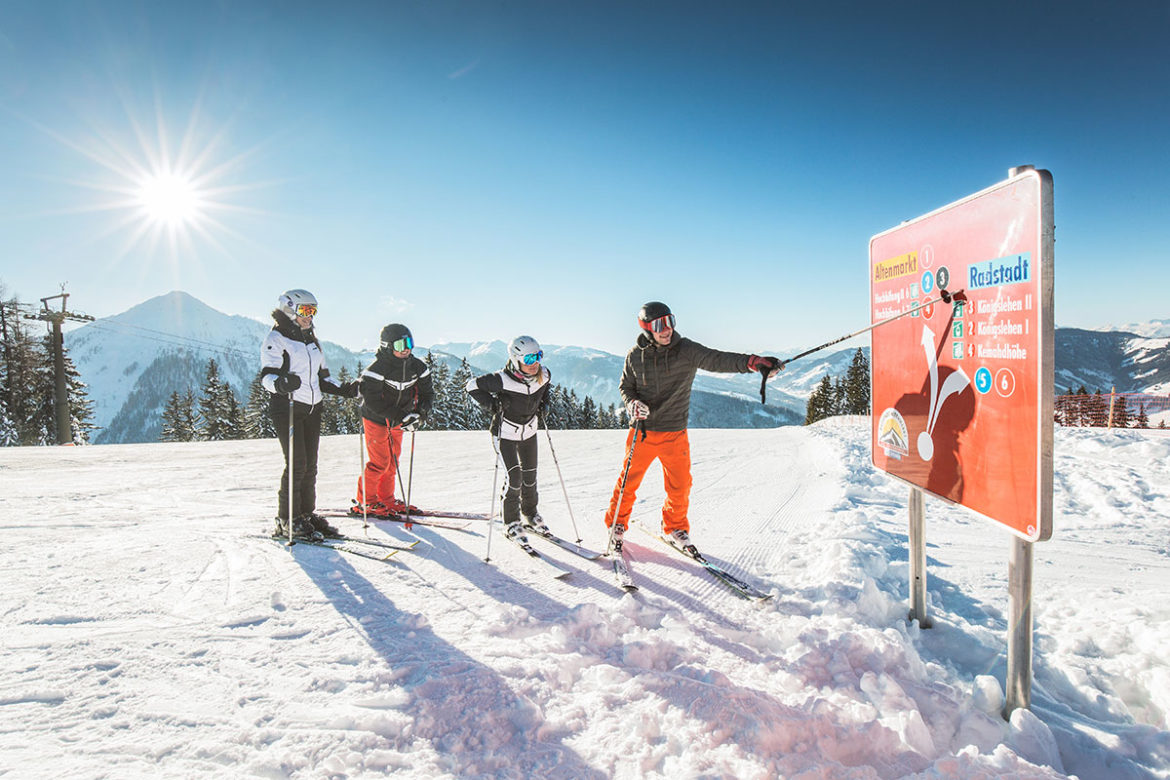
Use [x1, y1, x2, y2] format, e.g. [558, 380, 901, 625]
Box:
[390, 336, 413, 352]
[294, 303, 318, 318]
[521, 350, 543, 365]
[640, 313, 675, 333]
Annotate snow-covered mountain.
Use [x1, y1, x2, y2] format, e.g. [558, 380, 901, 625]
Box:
[1099, 317, 1170, 339]
[67, 293, 1170, 444]
[66, 292, 368, 444]
[1055, 328, 1170, 394]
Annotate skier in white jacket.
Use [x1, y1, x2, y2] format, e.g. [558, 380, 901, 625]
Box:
[260, 289, 356, 540]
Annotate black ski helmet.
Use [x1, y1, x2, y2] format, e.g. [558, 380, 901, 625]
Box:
[637, 301, 674, 332]
[379, 323, 413, 351]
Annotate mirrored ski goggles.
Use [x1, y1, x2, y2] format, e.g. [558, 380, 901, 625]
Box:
[521, 350, 543, 365]
[640, 313, 675, 333]
[391, 336, 413, 352]
[294, 303, 318, 318]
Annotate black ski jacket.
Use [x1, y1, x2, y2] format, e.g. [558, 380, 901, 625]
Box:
[359, 351, 434, 427]
[465, 366, 551, 441]
[619, 331, 752, 432]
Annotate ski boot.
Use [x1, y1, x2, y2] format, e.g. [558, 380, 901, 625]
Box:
[504, 520, 529, 545]
[522, 513, 551, 537]
[304, 512, 343, 539]
[666, 528, 700, 559]
[608, 523, 626, 553]
[273, 515, 323, 542]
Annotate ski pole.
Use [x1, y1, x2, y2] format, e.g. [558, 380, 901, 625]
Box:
[758, 287, 968, 403]
[607, 419, 644, 554]
[540, 412, 582, 543]
[405, 428, 416, 526]
[386, 421, 412, 529]
[485, 434, 502, 562]
[286, 392, 295, 547]
[358, 417, 369, 532]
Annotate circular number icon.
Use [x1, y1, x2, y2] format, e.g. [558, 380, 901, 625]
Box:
[975, 367, 993, 394]
[935, 266, 950, 290]
[995, 368, 1016, 398]
[919, 245, 934, 269]
[921, 271, 935, 294]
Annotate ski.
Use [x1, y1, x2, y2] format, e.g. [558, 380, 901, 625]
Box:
[318, 509, 473, 531]
[409, 510, 491, 521]
[499, 531, 572, 579]
[659, 536, 771, 601]
[331, 534, 419, 552]
[608, 543, 638, 591]
[525, 528, 603, 560]
[268, 535, 403, 563]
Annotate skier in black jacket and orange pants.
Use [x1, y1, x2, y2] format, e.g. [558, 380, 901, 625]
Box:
[353, 323, 433, 516]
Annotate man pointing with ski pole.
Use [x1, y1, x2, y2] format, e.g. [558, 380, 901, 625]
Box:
[603, 301, 782, 557]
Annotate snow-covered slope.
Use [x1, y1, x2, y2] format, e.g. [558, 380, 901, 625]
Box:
[2, 423, 1166, 778]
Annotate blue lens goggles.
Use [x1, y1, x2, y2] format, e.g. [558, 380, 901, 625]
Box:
[522, 350, 543, 365]
[391, 336, 413, 351]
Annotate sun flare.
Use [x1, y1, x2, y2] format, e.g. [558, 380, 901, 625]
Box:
[137, 171, 202, 226]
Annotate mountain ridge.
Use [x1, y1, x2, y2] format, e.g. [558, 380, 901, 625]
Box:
[66, 292, 1169, 444]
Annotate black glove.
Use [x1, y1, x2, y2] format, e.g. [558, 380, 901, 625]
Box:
[747, 355, 783, 376]
[340, 380, 358, 399]
[273, 373, 302, 394]
[401, 412, 421, 432]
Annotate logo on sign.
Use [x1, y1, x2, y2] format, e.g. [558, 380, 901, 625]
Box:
[969, 253, 1031, 290]
[877, 408, 910, 460]
[873, 252, 919, 283]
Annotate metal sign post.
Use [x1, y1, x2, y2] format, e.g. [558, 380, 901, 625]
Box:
[869, 166, 1054, 718]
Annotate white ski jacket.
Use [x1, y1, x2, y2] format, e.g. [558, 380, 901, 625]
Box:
[260, 311, 349, 406]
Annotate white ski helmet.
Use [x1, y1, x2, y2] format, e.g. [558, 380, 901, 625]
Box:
[278, 289, 318, 319]
[507, 335, 543, 373]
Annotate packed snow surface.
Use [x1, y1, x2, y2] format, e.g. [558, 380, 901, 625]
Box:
[2, 421, 1168, 779]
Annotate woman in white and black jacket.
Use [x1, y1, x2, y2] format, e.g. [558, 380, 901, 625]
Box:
[465, 335, 552, 545]
[260, 289, 357, 540]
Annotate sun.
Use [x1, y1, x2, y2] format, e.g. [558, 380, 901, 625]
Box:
[46, 97, 269, 263]
[137, 171, 202, 227]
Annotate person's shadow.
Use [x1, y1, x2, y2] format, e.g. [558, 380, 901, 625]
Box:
[894, 324, 976, 502]
[290, 543, 605, 779]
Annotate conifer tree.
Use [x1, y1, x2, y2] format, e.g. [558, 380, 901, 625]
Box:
[1111, 394, 1131, 428]
[580, 396, 597, 430]
[1, 299, 51, 444]
[160, 390, 200, 442]
[1134, 402, 1149, 429]
[199, 359, 234, 441]
[843, 348, 871, 414]
[804, 375, 834, 425]
[448, 358, 482, 431]
[244, 373, 276, 439]
[424, 353, 453, 430]
[62, 348, 95, 444]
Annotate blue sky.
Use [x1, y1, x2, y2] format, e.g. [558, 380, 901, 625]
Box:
[1, 1, 1167, 357]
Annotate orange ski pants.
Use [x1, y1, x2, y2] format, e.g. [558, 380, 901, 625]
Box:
[604, 428, 692, 534]
[356, 419, 403, 506]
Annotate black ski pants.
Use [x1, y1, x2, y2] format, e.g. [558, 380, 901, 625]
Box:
[497, 435, 539, 525]
[271, 396, 323, 520]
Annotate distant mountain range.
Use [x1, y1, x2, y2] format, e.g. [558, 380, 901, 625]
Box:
[66, 292, 1169, 444]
